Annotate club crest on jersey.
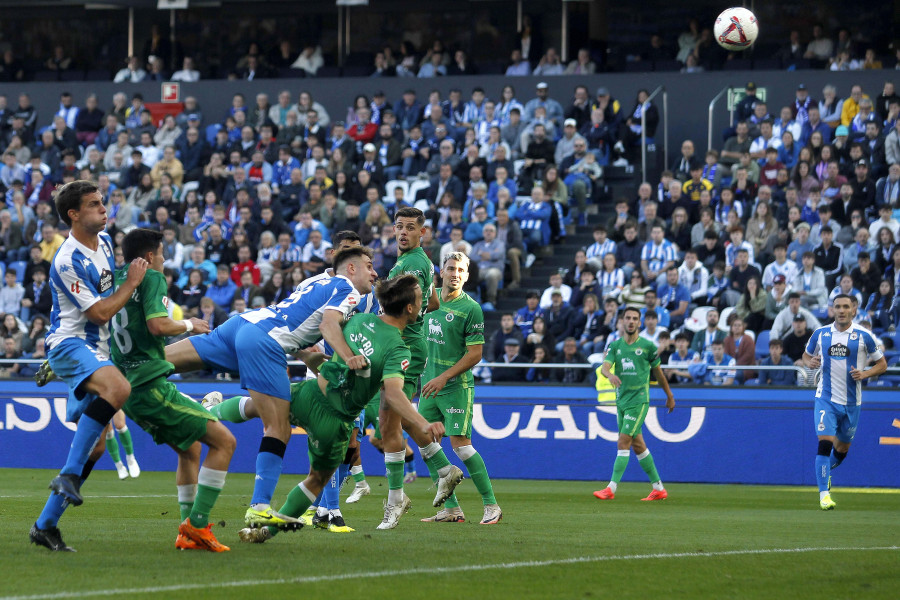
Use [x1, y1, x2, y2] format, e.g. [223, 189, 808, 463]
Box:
[850, 332, 858, 340]
[446, 313, 454, 322]
[98, 269, 113, 293]
[828, 343, 849, 358]
[400, 359, 410, 371]
[635, 349, 643, 355]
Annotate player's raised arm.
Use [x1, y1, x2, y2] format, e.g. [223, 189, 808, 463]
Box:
[319, 309, 368, 370]
[62, 256, 148, 326]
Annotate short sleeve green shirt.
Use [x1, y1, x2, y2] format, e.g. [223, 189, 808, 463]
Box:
[318, 312, 411, 420]
[110, 267, 174, 388]
[603, 336, 660, 408]
[388, 247, 434, 340]
[423, 289, 484, 394]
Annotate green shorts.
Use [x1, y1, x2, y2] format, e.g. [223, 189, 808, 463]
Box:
[418, 388, 474, 438]
[403, 336, 427, 399]
[617, 402, 650, 437]
[363, 393, 381, 440]
[122, 378, 215, 452]
[290, 380, 354, 472]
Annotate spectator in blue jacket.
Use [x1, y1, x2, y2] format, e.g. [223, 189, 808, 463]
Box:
[515, 289, 544, 336]
[517, 186, 552, 251]
[758, 338, 797, 386]
[204, 264, 238, 309]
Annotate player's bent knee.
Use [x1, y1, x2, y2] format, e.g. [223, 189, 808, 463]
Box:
[817, 439, 834, 456]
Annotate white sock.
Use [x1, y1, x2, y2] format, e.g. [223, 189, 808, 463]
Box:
[636, 449, 650, 460]
[419, 442, 441, 460]
[238, 396, 251, 420]
[652, 481, 665, 491]
[820, 490, 829, 501]
[116, 425, 129, 435]
[250, 503, 270, 511]
[329, 508, 342, 518]
[387, 489, 404, 504]
[114, 460, 125, 469]
[198, 466, 227, 489]
[105, 429, 115, 441]
[298, 481, 317, 502]
[607, 481, 618, 493]
[454, 445, 477, 461]
[316, 505, 328, 517]
[177, 484, 197, 503]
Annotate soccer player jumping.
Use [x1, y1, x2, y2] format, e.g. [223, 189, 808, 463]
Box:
[594, 307, 675, 501]
[31, 180, 148, 552]
[802, 294, 886, 510]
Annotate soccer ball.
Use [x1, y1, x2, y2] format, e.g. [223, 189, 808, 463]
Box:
[714, 7, 758, 51]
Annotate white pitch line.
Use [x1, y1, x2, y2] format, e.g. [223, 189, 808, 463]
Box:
[2, 546, 897, 600]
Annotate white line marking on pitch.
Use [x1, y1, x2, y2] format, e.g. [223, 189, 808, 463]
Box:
[2, 546, 897, 600]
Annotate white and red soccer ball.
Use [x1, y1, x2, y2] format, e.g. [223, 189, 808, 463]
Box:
[714, 7, 759, 51]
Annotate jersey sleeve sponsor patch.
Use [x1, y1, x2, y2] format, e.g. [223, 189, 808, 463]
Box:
[401, 359, 410, 371]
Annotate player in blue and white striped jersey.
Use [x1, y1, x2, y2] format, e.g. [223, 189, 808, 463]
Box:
[802, 294, 886, 511]
[32, 180, 149, 552]
[165, 245, 377, 531]
[293, 231, 381, 531]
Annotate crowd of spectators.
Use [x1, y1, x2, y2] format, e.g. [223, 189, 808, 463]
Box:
[484, 77, 900, 386]
[0, 69, 896, 387]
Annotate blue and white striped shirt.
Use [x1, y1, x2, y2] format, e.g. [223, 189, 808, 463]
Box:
[640, 239, 676, 272]
[47, 232, 117, 354]
[806, 323, 883, 406]
[241, 274, 361, 354]
[597, 268, 624, 297]
[297, 269, 379, 359]
[586, 239, 617, 260]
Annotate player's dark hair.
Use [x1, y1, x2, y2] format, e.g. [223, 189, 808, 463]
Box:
[675, 332, 691, 342]
[333, 246, 373, 272]
[55, 180, 99, 226]
[769, 338, 783, 348]
[622, 306, 642, 319]
[331, 229, 362, 248]
[788, 291, 801, 300]
[395, 206, 425, 226]
[122, 228, 164, 262]
[833, 293, 858, 305]
[376, 274, 420, 318]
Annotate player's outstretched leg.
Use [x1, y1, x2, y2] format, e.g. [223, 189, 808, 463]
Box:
[105, 426, 128, 479]
[454, 444, 501, 524]
[594, 449, 630, 499]
[816, 439, 836, 510]
[418, 441, 464, 508]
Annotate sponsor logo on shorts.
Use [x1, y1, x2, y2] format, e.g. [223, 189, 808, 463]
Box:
[624, 414, 637, 421]
[446, 408, 465, 414]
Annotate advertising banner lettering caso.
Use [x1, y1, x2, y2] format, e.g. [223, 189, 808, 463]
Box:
[1, 382, 898, 487]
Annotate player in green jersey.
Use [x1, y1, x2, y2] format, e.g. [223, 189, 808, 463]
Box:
[593, 306, 676, 501]
[381, 207, 464, 514]
[418, 252, 502, 525]
[205, 274, 448, 540]
[111, 229, 236, 552]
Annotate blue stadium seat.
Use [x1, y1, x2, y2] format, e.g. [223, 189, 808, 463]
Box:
[755, 330, 770, 360]
[205, 123, 222, 145]
[9, 261, 26, 283]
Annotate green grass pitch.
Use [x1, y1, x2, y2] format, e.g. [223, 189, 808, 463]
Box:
[1, 468, 898, 600]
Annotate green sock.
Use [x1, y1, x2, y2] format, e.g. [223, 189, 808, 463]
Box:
[611, 450, 630, 484]
[271, 482, 317, 538]
[351, 465, 366, 483]
[463, 452, 496, 505]
[637, 451, 661, 484]
[189, 467, 226, 528]
[105, 430, 122, 463]
[177, 484, 196, 521]
[117, 426, 134, 455]
[386, 460, 405, 490]
[208, 396, 248, 422]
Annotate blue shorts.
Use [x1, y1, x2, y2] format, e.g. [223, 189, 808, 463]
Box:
[189, 316, 291, 401]
[814, 397, 860, 443]
[48, 338, 115, 422]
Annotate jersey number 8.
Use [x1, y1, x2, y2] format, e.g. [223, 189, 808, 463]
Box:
[112, 309, 132, 353]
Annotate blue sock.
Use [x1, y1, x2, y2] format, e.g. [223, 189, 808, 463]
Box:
[60, 412, 111, 476]
[36, 493, 69, 529]
[323, 471, 340, 510]
[338, 463, 350, 487]
[404, 459, 416, 475]
[250, 437, 286, 506]
[815, 454, 831, 493]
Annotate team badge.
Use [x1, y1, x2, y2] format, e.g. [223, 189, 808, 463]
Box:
[635, 349, 643, 355]
[850, 333, 858, 340]
[446, 313, 454, 322]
